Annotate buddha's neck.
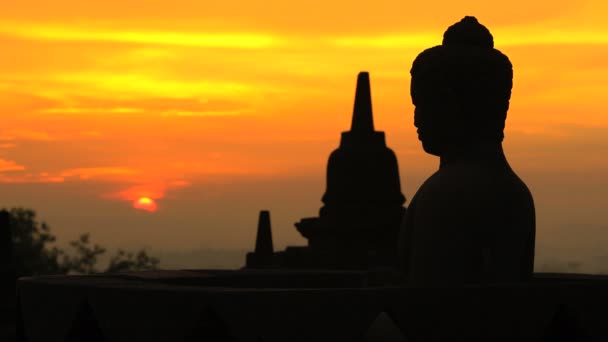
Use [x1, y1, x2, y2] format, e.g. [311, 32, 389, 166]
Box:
[439, 142, 506, 168]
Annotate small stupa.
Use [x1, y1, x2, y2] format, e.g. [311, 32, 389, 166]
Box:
[245, 210, 274, 267]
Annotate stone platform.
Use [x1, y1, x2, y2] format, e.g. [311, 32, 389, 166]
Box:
[17, 270, 608, 341]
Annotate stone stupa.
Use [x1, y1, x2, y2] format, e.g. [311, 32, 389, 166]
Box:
[247, 72, 406, 269]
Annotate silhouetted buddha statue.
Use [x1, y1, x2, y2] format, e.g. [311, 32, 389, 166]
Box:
[398, 16, 536, 285]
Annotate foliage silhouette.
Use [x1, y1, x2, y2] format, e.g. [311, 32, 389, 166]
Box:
[61, 233, 107, 274]
[106, 248, 159, 273]
[4, 207, 159, 276]
[7, 207, 65, 276]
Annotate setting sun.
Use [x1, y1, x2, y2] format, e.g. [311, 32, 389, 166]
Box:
[133, 197, 158, 212]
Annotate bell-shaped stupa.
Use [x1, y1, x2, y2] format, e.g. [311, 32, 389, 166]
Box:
[296, 72, 406, 268]
[247, 72, 407, 269]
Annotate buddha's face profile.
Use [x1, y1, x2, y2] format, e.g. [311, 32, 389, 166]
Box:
[410, 16, 513, 157]
[411, 80, 457, 156]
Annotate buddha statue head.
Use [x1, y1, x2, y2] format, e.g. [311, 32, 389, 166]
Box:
[410, 16, 513, 156]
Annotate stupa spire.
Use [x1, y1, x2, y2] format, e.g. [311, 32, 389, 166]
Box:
[350, 72, 375, 133]
[254, 210, 273, 255]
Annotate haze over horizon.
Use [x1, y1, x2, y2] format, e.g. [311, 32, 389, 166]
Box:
[0, 1, 607, 270]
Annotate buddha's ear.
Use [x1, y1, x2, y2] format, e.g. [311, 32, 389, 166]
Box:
[441, 86, 466, 119]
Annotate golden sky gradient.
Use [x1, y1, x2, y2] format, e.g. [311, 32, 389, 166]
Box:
[0, 0, 607, 270]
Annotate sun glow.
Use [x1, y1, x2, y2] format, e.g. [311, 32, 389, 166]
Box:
[133, 197, 158, 212]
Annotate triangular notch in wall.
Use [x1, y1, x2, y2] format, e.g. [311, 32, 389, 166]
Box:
[184, 307, 235, 342]
[364, 311, 408, 342]
[64, 300, 104, 342]
[541, 304, 591, 342]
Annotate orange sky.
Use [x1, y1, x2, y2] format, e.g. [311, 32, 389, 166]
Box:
[0, 0, 607, 270]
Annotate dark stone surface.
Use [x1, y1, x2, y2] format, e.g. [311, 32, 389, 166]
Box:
[400, 16, 535, 285]
[364, 312, 407, 341]
[65, 300, 105, 342]
[541, 304, 592, 341]
[16, 271, 608, 341]
[184, 308, 235, 342]
[1, 210, 17, 342]
[1, 210, 16, 293]
[0, 210, 14, 279]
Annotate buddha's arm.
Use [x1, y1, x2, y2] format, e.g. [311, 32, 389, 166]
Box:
[397, 198, 416, 279]
[522, 204, 536, 279]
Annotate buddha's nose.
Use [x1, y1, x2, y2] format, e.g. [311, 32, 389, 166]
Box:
[414, 107, 421, 128]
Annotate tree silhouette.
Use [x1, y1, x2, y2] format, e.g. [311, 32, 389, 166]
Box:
[4, 207, 159, 276]
[8, 207, 65, 277]
[61, 233, 108, 274]
[106, 249, 159, 273]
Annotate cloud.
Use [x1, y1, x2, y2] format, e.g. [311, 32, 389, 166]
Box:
[0, 165, 140, 183]
[0, 89, 62, 112]
[0, 173, 64, 183]
[0, 128, 107, 142]
[37, 97, 252, 117]
[160, 109, 252, 117]
[3, 0, 583, 36]
[168, 160, 268, 176]
[79, 131, 103, 138]
[329, 33, 438, 49]
[39, 72, 258, 99]
[0, 159, 25, 172]
[105, 180, 191, 203]
[40, 107, 144, 115]
[0, 158, 66, 183]
[60, 167, 139, 180]
[506, 124, 573, 139]
[0, 22, 281, 49]
[328, 29, 608, 49]
[4, 13, 599, 57]
[0, 129, 54, 141]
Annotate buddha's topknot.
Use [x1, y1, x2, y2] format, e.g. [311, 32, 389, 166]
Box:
[442, 16, 494, 49]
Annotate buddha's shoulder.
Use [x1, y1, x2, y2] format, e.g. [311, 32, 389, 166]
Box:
[414, 162, 533, 205]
